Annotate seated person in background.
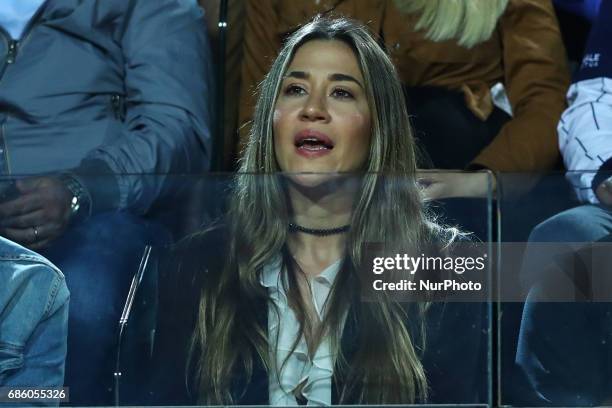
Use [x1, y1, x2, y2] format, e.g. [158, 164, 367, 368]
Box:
[0, 236, 69, 397]
[237, 0, 569, 200]
[143, 17, 486, 406]
[0, 0, 212, 404]
[517, 0, 612, 404]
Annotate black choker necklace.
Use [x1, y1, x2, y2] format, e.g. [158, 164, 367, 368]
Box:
[288, 222, 350, 236]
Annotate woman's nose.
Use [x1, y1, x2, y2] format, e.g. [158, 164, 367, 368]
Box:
[299, 93, 330, 122]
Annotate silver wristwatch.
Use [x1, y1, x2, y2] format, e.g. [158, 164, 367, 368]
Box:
[60, 174, 92, 220]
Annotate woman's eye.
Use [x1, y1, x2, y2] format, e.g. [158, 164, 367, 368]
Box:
[285, 84, 306, 96]
[331, 88, 354, 99]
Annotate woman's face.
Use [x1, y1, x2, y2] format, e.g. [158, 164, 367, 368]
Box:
[273, 39, 372, 185]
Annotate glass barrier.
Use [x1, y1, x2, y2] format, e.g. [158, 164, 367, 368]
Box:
[496, 171, 612, 407]
[14, 169, 612, 406]
[197, 0, 245, 172]
[0, 172, 492, 406]
[0, 172, 494, 407]
[115, 172, 494, 407]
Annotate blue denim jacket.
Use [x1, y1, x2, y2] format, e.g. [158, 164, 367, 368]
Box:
[0, 237, 69, 396]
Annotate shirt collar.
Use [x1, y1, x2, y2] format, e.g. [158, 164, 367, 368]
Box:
[0, 0, 46, 40]
[315, 258, 341, 286]
[260, 255, 342, 289]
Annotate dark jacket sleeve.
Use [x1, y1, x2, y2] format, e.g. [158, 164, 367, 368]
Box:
[423, 302, 488, 404]
[79, 0, 214, 214]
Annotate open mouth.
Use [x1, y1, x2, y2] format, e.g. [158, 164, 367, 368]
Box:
[295, 137, 334, 150]
[294, 131, 334, 152]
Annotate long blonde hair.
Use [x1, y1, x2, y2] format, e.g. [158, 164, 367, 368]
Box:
[394, 0, 509, 48]
[192, 16, 455, 405]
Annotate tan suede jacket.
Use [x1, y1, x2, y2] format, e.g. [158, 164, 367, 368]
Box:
[237, 0, 570, 173]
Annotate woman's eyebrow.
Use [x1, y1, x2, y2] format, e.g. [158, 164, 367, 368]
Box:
[329, 73, 363, 89]
[285, 71, 308, 79]
[284, 71, 363, 89]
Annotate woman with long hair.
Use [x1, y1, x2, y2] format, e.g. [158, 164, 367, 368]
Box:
[145, 16, 485, 406]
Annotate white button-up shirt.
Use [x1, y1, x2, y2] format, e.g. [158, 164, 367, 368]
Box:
[261, 256, 341, 406]
[0, 0, 46, 40]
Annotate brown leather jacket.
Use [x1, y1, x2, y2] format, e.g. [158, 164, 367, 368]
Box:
[237, 0, 570, 173]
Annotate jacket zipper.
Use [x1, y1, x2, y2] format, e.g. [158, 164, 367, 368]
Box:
[0, 31, 13, 81]
[0, 119, 10, 175]
[111, 94, 122, 120]
[0, 0, 50, 176]
[0, 0, 49, 81]
[0, 28, 12, 173]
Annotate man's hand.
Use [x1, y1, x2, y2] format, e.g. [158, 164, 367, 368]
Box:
[418, 171, 496, 201]
[596, 179, 612, 206]
[0, 177, 73, 250]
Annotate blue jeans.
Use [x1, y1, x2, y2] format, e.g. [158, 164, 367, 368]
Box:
[527, 204, 612, 243]
[516, 205, 612, 405]
[41, 212, 170, 406]
[519, 204, 612, 288]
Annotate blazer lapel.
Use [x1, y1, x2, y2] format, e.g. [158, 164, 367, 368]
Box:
[332, 302, 361, 403]
[234, 295, 269, 405]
